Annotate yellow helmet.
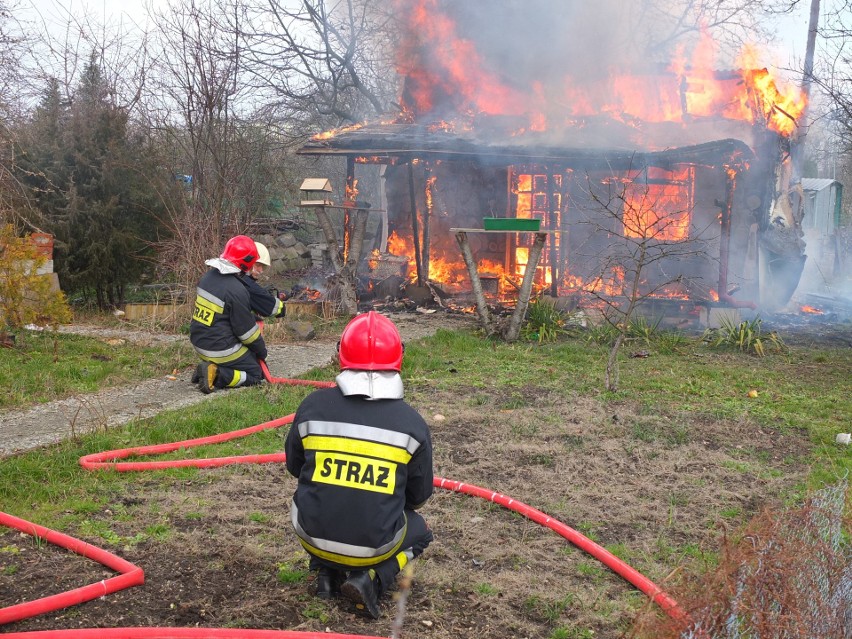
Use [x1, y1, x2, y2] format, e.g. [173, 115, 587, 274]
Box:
[254, 242, 271, 267]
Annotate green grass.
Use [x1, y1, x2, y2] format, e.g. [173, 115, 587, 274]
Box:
[522, 593, 576, 623]
[0, 329, 196, 410]
[249, 512, 271, 524]
[550, 627, 595, 639]
[2, 324, 850, 521]
[276, 560, 309, 585]
[0, 380, 314, 526]
[475, 582, 498, 595]
[0, 320, 852, 637]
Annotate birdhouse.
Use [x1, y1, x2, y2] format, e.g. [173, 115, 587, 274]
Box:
[300, 178, 333, 206]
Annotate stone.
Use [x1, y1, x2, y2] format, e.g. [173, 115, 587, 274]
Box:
[294, 241, 310, 256]
[284, 320, 317, 341]
[275, 233, 297, 249]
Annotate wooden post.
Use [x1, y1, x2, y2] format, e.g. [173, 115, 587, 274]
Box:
[558, 170, 571, 282]
[314, 205, 357, 315]
[548, 170, 559, 297]
[717, 170, 735, 300]
[504, 231, 547, 341]
[422, 165, 433, 282]
[347, 207, 369, 276]
[408, 161, 424, 286]
[455, 231, 495, 336]
[314, 206, 343, 271]
[379, 165, 389, 252]
[343, 157, 356, 260]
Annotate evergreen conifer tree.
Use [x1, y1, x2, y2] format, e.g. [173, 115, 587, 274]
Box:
[21, 53, 164, 308]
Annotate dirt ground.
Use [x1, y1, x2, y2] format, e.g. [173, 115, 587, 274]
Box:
[0, 310, 818, 638]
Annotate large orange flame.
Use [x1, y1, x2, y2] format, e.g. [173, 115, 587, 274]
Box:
[394, 3, 806, 138]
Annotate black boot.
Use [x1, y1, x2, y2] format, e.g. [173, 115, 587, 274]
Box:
[341, 570, 380, 619]
[190, 363, 202, 385]
[315, 566, 343, 599]
[198, 362, 218, 394]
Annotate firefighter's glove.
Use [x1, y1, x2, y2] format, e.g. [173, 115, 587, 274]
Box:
[253, 344, 268, 361]
[278, 291, 289, 301]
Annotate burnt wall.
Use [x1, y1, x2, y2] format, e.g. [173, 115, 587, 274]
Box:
[379, 155, 762, 305]
[384, 161, 509, 289]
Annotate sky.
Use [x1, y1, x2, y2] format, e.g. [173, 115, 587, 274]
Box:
[771, 3, 814, 71]
[23, 0, 161, 34]
[24, 0, 817, 61]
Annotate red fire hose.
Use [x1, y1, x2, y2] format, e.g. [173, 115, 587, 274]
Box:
[0, 629, 377, 639]
[260, 360, 337, 388]
[2, 368, 689, 633]
[79, 362, 334, 471]
[79, 416, 293, 471]
[0, 512, 144, 626]
[435, 477, 688, 623]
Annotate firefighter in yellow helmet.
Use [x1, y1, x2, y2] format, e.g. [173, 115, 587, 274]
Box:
[238, 241, 286, 319]
[285, 311, 434, 618]
[189, 235, 268, 393]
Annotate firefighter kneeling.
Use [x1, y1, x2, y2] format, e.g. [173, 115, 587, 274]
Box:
[285, 311, 434, 618]
[189, 235, 268, 393]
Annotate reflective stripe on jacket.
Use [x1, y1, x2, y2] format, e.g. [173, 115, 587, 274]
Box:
[285, 387, 433, 566]
[239, 273, 284, 318]
[189, 268, 267, 363]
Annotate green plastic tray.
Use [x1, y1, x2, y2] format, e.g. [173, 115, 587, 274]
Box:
[482, 217, 541, 231]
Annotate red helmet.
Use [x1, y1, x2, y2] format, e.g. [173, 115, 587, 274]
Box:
[221, 235, 258, 272]
[338, 311, 403, 372]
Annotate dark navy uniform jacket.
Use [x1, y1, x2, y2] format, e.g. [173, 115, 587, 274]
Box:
[189, 268, 268, 364]
[239, 274, 285, 318]
[285, 386, 433, 568]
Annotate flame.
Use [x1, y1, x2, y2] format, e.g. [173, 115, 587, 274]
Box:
[313, 123, 364, 141]
[391, 3, 806, 138]
[290, 287, 324, 301]
[367, 248, 382, 272]
[425, 175, 437, 212]
[387, 230, 510, 292]
[386, 231, 410, 260]
[397, 0, 528, 117]
[734, 46, 807, 136]
[622, 167, 693, 242]
[574, 267, 625, 297]
[800, 305, 824, 315]
[345, 178, 359, 202]
[356, 156, 399, 164]
[514, 247, 530, 279]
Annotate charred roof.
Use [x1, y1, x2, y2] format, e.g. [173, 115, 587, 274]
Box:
[297, 119, 756, 171]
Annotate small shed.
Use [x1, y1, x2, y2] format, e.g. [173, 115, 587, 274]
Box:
[802, 178, 843, 235]
[795, 178, 845, 296]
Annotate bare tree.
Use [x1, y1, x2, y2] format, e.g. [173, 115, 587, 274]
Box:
[228, 0, 400, 134]
[0, 0, 44, 230]
[142, 0, 285, 289]
[803, 1, 852, 150]
[637, 0, 796, 62]
[3, 1, 154, 238]
[573, 162, 721, 392]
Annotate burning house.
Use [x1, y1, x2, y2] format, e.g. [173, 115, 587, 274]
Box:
[297, 1, 809, 321]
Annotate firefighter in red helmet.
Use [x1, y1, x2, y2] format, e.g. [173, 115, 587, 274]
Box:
[285, 311, 434, 618]
[189, 235, 268, 393]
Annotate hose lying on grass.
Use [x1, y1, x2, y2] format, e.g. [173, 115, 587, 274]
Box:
[1, 368, 688, 633]
[0, 512, 144, 626]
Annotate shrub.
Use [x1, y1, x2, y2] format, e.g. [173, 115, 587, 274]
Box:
[0, 225, 71, 331]
[522, 297, 568, 342]
[702, 316, 785, 357]
[628, 480, 851, 639]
